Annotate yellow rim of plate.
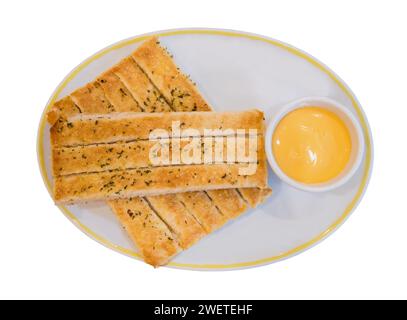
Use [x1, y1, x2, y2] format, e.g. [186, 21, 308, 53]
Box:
[37, 29, 373, 270]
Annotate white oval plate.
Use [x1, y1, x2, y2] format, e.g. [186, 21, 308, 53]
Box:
[37, 28, 373, 270]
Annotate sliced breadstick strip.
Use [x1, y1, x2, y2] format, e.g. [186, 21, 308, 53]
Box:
[176, 192, 228, 233]
[146, 195, 206, 249]
[108, 198, 181, 267]
[97, 71, 142, 112]
[50, 110, 264, 147]
[112, 57, 171, 113]
[54, 162, 268, 204]
[132, 37, 211, 112]
[52, 135, 264, 176]
[206, 189, 248, 219]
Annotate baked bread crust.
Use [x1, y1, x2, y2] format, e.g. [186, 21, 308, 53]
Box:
[70, 82, 115, 114]
[47, 96, 79, 126]
[108, 198, 181, 267]
[176, 192, 228, 233]
[97, 71, 142, 112]
[146, 195, 206, 249]
[239, 187, 273, 208]
[206, 189, 248, 219]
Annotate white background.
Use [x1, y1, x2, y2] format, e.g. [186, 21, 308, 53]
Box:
[0, 0, 406, 300]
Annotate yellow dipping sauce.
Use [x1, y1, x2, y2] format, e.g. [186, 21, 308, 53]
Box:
[272, 107, 352, 184]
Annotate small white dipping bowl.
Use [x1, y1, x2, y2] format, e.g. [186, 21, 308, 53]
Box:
[265, 97, 365, 192]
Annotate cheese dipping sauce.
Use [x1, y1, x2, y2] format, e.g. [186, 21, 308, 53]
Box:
[272, 107, 352, 184]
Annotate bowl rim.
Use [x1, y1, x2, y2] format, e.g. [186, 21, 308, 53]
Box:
[265, 96, 365, 192]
